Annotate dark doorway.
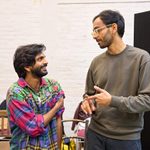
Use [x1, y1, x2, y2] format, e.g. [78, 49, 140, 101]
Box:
[134, 10, 150, 150]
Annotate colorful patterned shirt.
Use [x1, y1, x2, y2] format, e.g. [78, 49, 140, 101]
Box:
[6, 77, 65, 150]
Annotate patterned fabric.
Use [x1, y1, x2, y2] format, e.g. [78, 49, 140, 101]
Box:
[6, 77, 65, 150]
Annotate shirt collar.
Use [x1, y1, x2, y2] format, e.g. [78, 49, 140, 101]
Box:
[18, 77, 47, 88]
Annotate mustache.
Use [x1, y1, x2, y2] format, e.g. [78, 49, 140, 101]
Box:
[41, 63, 47, 68]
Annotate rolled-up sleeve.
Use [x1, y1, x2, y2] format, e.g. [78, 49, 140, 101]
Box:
[8, 99, 46, 137]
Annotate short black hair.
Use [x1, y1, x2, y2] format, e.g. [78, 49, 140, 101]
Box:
[93, 10, 125, 37]
[13, 44, 46, 78]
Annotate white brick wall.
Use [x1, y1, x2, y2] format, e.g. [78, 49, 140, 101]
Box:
[0, 0, 42, 99]
[0, 0, 150, 120]
[57, 0, 150, 119]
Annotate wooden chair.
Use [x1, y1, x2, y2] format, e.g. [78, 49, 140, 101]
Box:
[0, 110, 11, 150]
[0, 110, 11, 139]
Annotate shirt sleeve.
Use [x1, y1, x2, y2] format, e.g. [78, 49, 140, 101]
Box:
[7, 96, 46, 137]
[47, 79, 65, 118]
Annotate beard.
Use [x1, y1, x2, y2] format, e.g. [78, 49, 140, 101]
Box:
[99, 31, 113, 49]
[31, 64, 48, 78]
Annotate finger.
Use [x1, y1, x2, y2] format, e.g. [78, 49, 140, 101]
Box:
[86, 95, 97, 100]
[59, 97, 64, 102]
[81, 101, 92, 115]
[58, 98, 64, 106]
[94, 86, 105, 93]
[89, 100, 96, 111]
[81, 104, 88, 114]
[84, 94, 89, 99]
[86, 104, 92, 115]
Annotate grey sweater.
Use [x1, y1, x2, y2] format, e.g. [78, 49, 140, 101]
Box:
[85, 45, 150, 140]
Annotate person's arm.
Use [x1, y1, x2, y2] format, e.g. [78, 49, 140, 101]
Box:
[7, 97, 64, 137]
[56, 116, 63, 149]
[86, 60, 150, 113]
[43, 98, 64, 126]
[81, 64, 96, 115]
[110, 60, 150, 113]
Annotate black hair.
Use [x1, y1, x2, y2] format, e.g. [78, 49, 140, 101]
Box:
[13, 44, 46, 78]
[93, 10, 125, 37]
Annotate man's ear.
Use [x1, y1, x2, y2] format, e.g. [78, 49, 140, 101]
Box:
[112, 23, 118, 33]
[24, 66, 32, 72]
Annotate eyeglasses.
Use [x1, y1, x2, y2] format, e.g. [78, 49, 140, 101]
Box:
[91, 24, 112, 36]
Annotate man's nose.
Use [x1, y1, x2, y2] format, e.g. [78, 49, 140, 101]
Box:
[43, 58, 48, 64]
[92, 33, 98, 40]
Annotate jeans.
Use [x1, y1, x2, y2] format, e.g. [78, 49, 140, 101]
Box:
[85, 129, 142, 150]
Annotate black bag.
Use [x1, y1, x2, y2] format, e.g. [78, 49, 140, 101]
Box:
[0, 99, 6, 110]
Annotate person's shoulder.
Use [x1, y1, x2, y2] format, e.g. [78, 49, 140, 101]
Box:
[44, 77, 58, 85]
[43, 77, 61, 88]
[92, 52, 106, 63]
[8, 81, 22, 93]
[43, 77, 63, 92]
[6, 80, 25, 102]
[94, 52, 106, 60]
[127, 45, 150, 64]
[127, 45, 150, 56]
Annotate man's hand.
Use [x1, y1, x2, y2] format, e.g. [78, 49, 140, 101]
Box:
[55, 98, 64, 110]
[81, 95, 96, 115]
[87, 86, 112, 107]
[43, 98, 64, 126]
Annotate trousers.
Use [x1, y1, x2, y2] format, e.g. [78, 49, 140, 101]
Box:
[85, 129, 142, 150]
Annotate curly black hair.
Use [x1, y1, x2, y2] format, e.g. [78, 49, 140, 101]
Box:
[13, 44, 46, 78]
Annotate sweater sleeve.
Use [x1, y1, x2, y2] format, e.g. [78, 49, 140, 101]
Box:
[110, 60, 150, 113]
[85, 66, 96, 96]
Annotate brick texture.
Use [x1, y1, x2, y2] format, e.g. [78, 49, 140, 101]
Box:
[0, 0, 150, 120]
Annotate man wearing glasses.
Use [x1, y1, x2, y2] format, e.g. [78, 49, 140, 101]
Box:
[81, 9, 150, 150]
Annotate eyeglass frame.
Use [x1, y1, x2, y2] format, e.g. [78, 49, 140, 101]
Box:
[91, 24, 113, 36]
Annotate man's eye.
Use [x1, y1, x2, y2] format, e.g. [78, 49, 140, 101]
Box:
[97, 29, 101, 33]
[37, 57, 43, 61]
[95, 29, 100, 33]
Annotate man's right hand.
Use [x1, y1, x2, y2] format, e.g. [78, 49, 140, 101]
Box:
[55, 98, 64, 110]
[43, 98, 64, 126]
